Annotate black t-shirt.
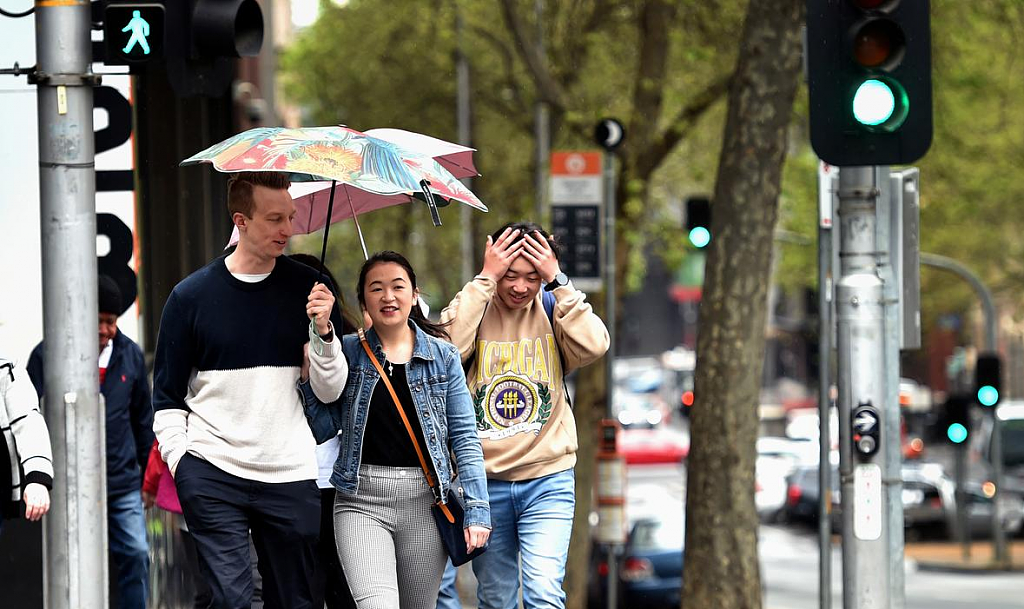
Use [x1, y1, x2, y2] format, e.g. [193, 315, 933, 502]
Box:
[360, 363, 429, 467]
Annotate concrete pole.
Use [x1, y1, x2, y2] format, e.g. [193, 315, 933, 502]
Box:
[837, 166, 891, 609]
[876, 166, 905, 609]
[602, 150, 619, 609]
[919, 252, 1005, 565]
[533, 0, 549, 224]
[816, 170, 834, 609]
[455, 6, 474, 285]
[33, 2, 108, 608]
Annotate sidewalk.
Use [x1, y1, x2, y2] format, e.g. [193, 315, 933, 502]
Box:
[905, 539, 1024, 572]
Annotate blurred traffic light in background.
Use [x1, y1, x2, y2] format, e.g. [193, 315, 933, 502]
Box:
[941, 395, 971, 445]
[805, 0, 932, 165]
[685, 196, 711, 249]
[975, 353, 1002, 408]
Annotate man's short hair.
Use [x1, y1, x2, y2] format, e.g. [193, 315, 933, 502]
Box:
[490, 221, 562, 260]
[227, 172, 291, 219]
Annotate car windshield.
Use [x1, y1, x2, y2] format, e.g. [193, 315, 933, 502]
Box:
[1002, 420, 1024, 467]
[630, 517, 685, 552]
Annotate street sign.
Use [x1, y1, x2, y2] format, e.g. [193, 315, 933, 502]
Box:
[103, 3, 165, 65]
[550, 151, 602, 292]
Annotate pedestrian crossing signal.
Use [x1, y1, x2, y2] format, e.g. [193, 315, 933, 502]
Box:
[104, 3, 164, 65]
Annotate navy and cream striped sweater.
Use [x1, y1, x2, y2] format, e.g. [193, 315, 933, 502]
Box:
[153, 254, 346, 483]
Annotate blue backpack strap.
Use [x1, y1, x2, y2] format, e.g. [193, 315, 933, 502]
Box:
[542, 291, 571, 407]
[542, 290, 556, 325]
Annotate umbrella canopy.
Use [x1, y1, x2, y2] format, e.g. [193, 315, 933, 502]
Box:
[182, 125, 487, 259]
[181, 125, 485, 211]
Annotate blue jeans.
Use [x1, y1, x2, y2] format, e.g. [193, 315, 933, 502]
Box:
[472, 469, 575, 609]
[435, 559, 460, 609]
[109, 490, 150, 609]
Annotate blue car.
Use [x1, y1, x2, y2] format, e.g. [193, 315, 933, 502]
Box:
[590, 514, 685, 608]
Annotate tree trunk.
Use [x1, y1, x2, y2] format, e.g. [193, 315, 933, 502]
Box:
[563, 362, 605, 609]
[682, 2, 803, 609]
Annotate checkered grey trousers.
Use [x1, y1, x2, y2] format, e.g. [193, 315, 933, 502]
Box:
[334, 464, 448, 609]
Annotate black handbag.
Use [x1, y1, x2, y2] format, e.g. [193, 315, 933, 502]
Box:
[432, 478, 487, 566]
[359, 331, 487, 566]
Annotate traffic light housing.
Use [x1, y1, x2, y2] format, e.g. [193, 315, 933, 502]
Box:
[975, 353, 1002, 408]
[941, 395, 971, 445]
[805, 0, 933, 166]
[685, 196, 711, 249]
[164, 0, 265, 97]
[103, 2, 165, 65]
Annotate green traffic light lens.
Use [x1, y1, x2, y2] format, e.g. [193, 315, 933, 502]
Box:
[852, 78, 909, 132]
[947, 423, 968, 444]
[689, 227, 711, 248]
[978, 385, 1000, 407]
[853, 80, 895, 125]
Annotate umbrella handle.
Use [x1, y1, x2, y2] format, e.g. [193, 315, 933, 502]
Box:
[419, 180, 443, 227]
[316, 180, 337, 285]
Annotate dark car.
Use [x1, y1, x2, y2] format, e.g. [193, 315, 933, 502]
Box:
[589, 513, 685, 609]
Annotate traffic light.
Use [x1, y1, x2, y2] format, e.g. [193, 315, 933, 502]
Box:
[103, 2, 165, 65]
[805, 0, 933, 166]
[941, 395, 971, 445]
[164, 0, 265, 97]
[685, 196, 711, 249]
[975, 353, 1002, 408]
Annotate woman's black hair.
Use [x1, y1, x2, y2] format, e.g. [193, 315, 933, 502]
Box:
[289, 253, 358, 334]
[490, 221, 561, 260]
[357, 251, 450, 340]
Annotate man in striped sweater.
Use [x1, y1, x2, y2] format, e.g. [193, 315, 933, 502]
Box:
[153, 171, 347, 609]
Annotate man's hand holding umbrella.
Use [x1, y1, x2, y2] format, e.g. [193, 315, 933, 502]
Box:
[307, 283, 336, 340]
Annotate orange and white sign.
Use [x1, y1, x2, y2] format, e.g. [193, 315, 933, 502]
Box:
[550, 150, 602, 204]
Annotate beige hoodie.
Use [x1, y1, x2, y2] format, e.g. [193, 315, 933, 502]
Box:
[441, 276, 610, 481]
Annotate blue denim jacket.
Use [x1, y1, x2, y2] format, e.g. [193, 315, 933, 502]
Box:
[299, 323, 490, 529]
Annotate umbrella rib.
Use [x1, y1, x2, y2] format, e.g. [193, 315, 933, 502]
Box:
[346, 188, 369, 261]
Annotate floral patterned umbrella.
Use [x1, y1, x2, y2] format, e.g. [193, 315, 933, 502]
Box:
[181, 125, 486, 260]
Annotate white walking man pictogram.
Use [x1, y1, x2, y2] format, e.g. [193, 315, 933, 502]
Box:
[121, 10, 151, 55]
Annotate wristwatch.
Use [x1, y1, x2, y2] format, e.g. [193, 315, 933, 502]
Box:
[544, 272, 569, 291]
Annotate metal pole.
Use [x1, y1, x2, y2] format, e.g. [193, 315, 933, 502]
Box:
[533, 0, 549, 223]
[837, 166, 891, 609]
[876, 166, 905, 609]
[919, 252, 1005, 565]
[34, 3, 108, 608]
[954, 441, 971, 560]
[602, 150, 618, 609]
[816, 168, 834, 609]
[455, 5, 474, 284]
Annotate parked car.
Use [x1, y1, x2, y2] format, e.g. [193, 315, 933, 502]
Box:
[614, 389, 668, 429]
[590, 512, 685, 609]
[618, 426, 689, 465]
[756, 436, 823, 521]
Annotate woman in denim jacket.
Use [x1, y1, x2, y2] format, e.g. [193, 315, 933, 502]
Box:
[300, 250, 489, 609]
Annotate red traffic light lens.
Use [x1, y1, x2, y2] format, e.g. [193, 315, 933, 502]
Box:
[852, 19, 905, 69]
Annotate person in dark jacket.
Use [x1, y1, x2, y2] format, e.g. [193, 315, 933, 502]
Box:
[27, 274, 155, 609]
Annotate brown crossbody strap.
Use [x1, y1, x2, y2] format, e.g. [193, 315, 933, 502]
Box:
[358, 330, 456, 523]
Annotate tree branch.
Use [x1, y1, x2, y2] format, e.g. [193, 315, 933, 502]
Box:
[627, 0, 676, 157]
[634, 72, 733, 178]
[468, 24, 531, 117]
[497, 0, 569, 110]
